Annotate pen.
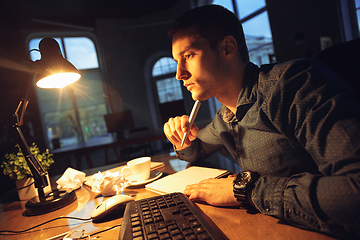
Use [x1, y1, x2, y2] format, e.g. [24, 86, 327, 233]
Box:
[181, 100, 201, 148]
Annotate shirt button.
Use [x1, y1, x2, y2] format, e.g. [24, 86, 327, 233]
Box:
[311, 220, 320, 229]
[264, 200, 270, 211]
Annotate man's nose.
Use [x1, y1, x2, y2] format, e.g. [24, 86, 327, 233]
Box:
[176, 64, 190, 80]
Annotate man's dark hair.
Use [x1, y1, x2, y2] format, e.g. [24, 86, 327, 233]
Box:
[168, 4, 249, 63]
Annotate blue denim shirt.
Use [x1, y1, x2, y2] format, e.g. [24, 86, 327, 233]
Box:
[176, 59, 360, 239]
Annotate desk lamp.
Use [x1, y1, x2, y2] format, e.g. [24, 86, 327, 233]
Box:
[14, 38, 80, 215]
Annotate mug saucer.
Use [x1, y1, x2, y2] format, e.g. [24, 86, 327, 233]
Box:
[127, 171, 163, 187]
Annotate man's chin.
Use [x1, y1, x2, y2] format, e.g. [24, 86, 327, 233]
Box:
[191, 94, 208, 102]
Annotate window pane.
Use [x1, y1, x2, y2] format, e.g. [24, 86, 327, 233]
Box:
[236, 0, 266, 19]
[212, 0, 274, 66]
[246, 36, 274, 66]
[242, 11, 272, 38]
[212, 0, 234, 12]
[156, 77, 183, 104]
[242, 12, 274, 66]
[45, 109, 78, 147]
[79, 104, 108, 142]
[152, 57, 177, 77]
[64, 37, 99, 70]
[356, 0, 360, 35]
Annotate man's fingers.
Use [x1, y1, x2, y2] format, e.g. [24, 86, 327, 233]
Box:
[181, 115, 190, 132]
[164, 115, 193, 149]
[164, 121, 178, 143]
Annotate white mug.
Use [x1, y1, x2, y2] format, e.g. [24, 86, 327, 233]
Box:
[120, 157, 151, 182]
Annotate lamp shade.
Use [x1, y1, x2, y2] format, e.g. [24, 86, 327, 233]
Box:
[35, 38, 81, 88]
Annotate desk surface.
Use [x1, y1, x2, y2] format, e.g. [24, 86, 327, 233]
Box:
[0, 153, 337, 240]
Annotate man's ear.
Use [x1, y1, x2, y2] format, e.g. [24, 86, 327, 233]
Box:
[222, 35, 237, 60]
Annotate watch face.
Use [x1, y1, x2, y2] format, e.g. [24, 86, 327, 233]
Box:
[234, 171, 251, 189]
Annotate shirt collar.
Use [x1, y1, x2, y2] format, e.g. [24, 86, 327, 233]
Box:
[223, 62, 259, 122]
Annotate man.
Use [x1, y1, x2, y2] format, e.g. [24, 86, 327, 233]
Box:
[163, 4, 360, 239]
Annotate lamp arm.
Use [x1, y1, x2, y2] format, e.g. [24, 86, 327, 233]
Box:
[13, 96, 48, 201]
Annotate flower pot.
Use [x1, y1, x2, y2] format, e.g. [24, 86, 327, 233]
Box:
[16, 174, 52, 201]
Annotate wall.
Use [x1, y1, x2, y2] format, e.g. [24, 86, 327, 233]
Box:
[266, 0, 348, 62]
[96, 1, 212, 131]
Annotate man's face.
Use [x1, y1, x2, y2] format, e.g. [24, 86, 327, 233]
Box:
[172, 29, 226, 101]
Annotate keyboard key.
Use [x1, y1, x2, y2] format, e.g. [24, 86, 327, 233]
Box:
[189, 220, 200, 228]
[170, 228, 181, 236]
[193, 226, 205, 234]
[168, 224, 178, 231]
[159, 204, 167, 208]
[144, 218, 154, 225]
[182, 210, 191, 216]
[182, 229, 194, 236]
[185, 234, 197, 240]
[148, 233, 159, 239]
[142, 206, 150, 211]
[153, 212, 162, 217]
[133, 230, 143, 238]
[158, 228, 169, 234]
[132, 216, 140, 222]
[145, 224, 156, 234]
[172, 234, 185, 240]
[159, 233, 171, 239]
[132, 221, 141, 227]
[176, 218, 190, 230]
[198, 232, 211, 240]
[144, 214, 152, 219]
[132, 226, 142, 232]
[185, 215, 196, 222]
[154, 216, 164, 222]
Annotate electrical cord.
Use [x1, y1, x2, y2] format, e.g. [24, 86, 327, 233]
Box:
[0, 180, 35, 199]
[16, 180, 35, 190]
[0, 216, 92, 235]
[61, 224, 122, 240]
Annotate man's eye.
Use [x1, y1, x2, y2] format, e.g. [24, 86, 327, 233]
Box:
[185, 54, 193, 59]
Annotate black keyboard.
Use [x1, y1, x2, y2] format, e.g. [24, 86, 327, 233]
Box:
[118, 192, 229, 240]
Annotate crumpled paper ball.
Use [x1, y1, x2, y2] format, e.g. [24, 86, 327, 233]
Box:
[56, 167, 86, 190]
[90, 171, 133, 196]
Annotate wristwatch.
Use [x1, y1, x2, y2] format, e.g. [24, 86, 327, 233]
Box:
[233, 171, 256, 203]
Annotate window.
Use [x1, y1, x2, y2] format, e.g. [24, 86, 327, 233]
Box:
[29, 36, 108, 149]
[212, 0, 274, 66]
[355, 0, 360, 35]
[151, 56, 186, 125]
[152, 57, 182, 104]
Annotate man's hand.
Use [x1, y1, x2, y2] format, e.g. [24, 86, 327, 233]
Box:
[183, 176, 241, 207]
[164, 115, 199, 150]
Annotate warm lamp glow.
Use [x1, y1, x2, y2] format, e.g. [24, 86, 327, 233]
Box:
[36, 72, 81, 88]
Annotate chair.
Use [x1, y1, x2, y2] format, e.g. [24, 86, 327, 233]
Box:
[120, 127, 153, 161]
[314, 38, 360, 99]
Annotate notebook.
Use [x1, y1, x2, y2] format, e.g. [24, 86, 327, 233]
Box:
[145, 166, 229, 195]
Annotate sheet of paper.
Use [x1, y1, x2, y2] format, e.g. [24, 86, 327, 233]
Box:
[145, 166, 229, 195]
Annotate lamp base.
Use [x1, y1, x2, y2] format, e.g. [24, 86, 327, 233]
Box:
[25, 189, 77, 215]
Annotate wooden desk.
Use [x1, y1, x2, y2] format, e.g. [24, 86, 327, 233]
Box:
[0, 153, 337, 240]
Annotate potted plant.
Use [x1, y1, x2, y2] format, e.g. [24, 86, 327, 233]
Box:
[1, 143, 54, 200]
